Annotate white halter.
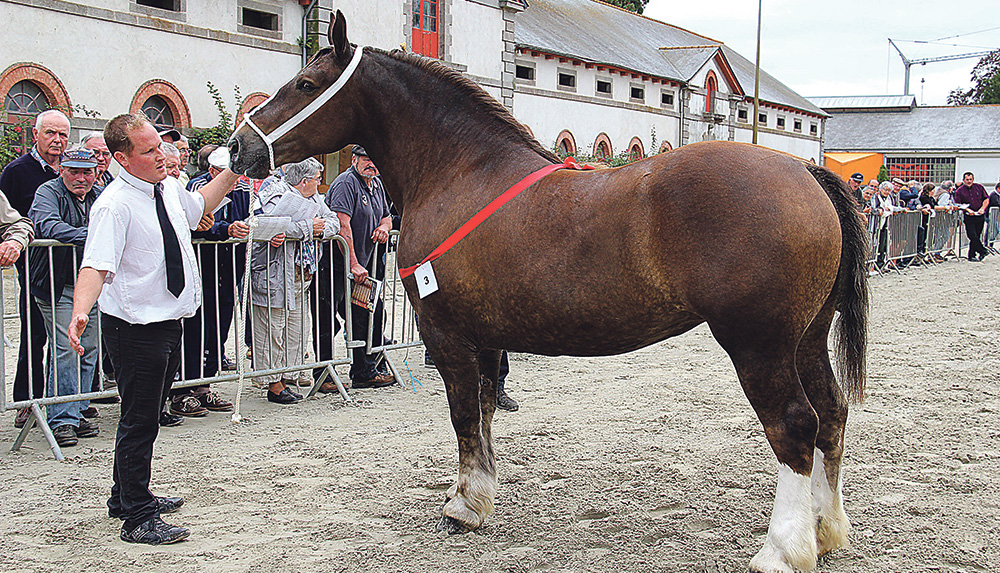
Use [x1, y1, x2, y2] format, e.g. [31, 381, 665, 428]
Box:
[237, 46, 365, 173]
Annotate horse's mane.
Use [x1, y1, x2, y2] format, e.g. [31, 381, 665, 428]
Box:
[367, 47, 560, 164]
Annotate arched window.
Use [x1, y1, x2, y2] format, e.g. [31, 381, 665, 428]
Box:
[142, 95, 175, 128]
[705, 72, 718, 114]
[627, 136, 644, 161]
[555, 130, 576, 157]
[5, 80, 48, 114]
[593, 133, 613, 160]
[658, 141, 672, 154]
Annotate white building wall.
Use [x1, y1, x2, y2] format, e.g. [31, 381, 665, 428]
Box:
[513, 91, 679, 156]
[1, 1, 302, 129]
[449, 0, 505, 82]
[334, 0, 407, 50]
[956, 155, 1000, 186]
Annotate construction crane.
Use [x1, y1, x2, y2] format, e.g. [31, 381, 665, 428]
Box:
[888, 38, 992, 95]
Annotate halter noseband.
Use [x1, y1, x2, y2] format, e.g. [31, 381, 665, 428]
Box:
[237, 46, 365, 173]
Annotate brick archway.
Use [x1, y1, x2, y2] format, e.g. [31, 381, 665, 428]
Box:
[658, 141, 673, 153]
[593, 132, 613, 159]
[236, 92, 270, 126]
[627, 136, 644, 160]
[0, 63, 72, 116]
[130, 79, 191, 128]
[555, 129, 576, 156]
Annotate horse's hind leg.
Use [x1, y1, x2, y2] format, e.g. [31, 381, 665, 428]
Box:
[714, 330, 819, 573]
[423, 329, 497, 533]
[796, 300, 850, 556]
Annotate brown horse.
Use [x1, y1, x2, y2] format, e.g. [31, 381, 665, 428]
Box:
[229, 12, 868, 573]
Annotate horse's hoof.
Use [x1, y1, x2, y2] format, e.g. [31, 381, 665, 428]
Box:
[436, 515, 470, 535]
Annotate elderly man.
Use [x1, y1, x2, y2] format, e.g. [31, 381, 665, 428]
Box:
[847, 173, 864, 206]
[954, 171, 990, 262]
[174, 136, 191, 186]
[325, 145, 395, 389]
[0, 109, 69, 428]
[28, 146, 103, 447]
[162, 142, 183, 180]
[82, 132, 114, 188]
[68, 113, 239, 544]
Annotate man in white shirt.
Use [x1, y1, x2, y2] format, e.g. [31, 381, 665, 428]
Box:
[68, 114, 238, 545]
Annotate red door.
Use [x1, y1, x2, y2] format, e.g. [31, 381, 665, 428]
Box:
[411, 0, 438, 58]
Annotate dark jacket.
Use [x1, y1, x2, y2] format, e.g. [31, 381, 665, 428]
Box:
[27, 177, 101, 304]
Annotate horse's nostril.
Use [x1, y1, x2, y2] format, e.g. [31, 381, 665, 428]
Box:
[228, 138, 240, 163]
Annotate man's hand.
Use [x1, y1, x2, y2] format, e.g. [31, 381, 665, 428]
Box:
[312, 217, 325, 237]
[228, 220, 250, 239]
[371, 224, 390, 244]
[197, 212, 215, 231]
[68, 313, 90, 356]
[351, 262, 369, 282]
[0, 240, 23, 266]
[269, 233, 285, 248]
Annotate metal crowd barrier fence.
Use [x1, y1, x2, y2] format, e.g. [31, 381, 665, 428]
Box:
[2, 232, 422, 459]
[984, 206, 999, 255]
[866, 208, 963, 273]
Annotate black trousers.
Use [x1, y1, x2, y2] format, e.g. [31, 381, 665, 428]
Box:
[13, 259, 46, 402]
[964, 214, 987, 260]
[312, 243, 385, 381]
[103, 314, 183, 529]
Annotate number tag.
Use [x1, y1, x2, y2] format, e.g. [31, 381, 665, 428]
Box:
[414, 261, 439, 299]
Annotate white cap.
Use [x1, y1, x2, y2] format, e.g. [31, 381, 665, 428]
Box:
[208, 146, 231, 170]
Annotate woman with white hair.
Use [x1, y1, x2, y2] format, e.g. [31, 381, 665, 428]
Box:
[250, 157, 339, 404]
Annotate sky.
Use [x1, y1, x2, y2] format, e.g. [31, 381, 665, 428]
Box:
[642, 0, 1000, 106]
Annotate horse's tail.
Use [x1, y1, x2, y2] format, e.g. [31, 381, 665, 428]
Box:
[806, 163, 869, 404]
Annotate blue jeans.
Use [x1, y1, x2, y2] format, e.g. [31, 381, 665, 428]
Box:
[36, 285, 99, 429]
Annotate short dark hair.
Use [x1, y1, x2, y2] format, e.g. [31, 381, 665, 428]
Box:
[104, 113, 152, 156]
[963, 171, 974, 179]
[198, 145, 219, 172]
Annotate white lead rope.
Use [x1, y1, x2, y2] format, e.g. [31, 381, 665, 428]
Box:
[235, 46, 366, 173]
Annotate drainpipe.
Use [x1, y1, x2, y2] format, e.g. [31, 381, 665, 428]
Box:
[301, 0, 320, 68]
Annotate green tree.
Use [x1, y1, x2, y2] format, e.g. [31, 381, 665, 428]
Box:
[188, 82, 245, 153]
[603, 0, 648, 14]
[947, 49, 1000, 105]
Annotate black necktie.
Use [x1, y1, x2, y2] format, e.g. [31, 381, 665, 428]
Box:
[153, 182, 185, 297]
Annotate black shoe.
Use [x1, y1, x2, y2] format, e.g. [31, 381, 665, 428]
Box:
[286, 388, 303, 400]
[267, 388, 301, 404]
[496, 388, 519, 412]
[120, 516, 189, 545]
[52, 425, 78, 447]
[76, 418, 99, 438]
[220, 355, 237, 371]
[352, 372, 397, 389]
[81, 407, 100, 419]
[159, 412, 184, 427]
[110, 496, 184, 520]
[969, 257, 981, 262]
[91, 395, 121, 404]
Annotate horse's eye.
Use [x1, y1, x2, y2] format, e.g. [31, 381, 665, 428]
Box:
[298, 80, 317, 92]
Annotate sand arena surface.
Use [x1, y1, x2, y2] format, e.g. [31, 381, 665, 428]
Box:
[1, 257, 997, 572]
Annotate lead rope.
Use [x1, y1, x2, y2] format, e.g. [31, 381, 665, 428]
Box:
[231, 185, 260, 424]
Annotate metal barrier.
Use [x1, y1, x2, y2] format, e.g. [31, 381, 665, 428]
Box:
[3, 232, 422, 459]
[984, 206, 999, 254]
[867, 208, 963, 273]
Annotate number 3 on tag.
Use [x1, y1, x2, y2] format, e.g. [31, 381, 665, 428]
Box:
[414, 261, 439, 298]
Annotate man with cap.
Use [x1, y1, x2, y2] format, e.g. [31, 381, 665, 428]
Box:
[68, 113, 241, 544]
[324, 145, 395, 388]
[0, 109, 69, 428]
[847, 173, 864, 206]
[28, 146, 104, 447]
[170, 147, 250, 415]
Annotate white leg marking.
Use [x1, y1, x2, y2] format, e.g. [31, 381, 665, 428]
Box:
[811, 448, 850, 555]
[750, 464, 817, 573]
[442, 465, 496, 530]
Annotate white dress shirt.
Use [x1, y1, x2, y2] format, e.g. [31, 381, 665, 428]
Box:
[81, 170, 205, 324]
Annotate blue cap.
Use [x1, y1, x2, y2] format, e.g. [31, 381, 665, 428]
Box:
[61, 146, 98, 169]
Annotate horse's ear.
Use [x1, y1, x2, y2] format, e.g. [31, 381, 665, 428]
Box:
[329, 10, 349, 58]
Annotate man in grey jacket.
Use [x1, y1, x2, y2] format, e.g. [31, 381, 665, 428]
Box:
[28, 146, 102, 446]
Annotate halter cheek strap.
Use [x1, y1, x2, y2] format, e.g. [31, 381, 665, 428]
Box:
[237, 45, 366, 173]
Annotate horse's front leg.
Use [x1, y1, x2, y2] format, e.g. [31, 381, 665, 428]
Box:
[428, 340, 497, 533]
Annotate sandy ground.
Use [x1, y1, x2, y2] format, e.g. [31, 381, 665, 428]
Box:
[0, 256, 998, 573]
